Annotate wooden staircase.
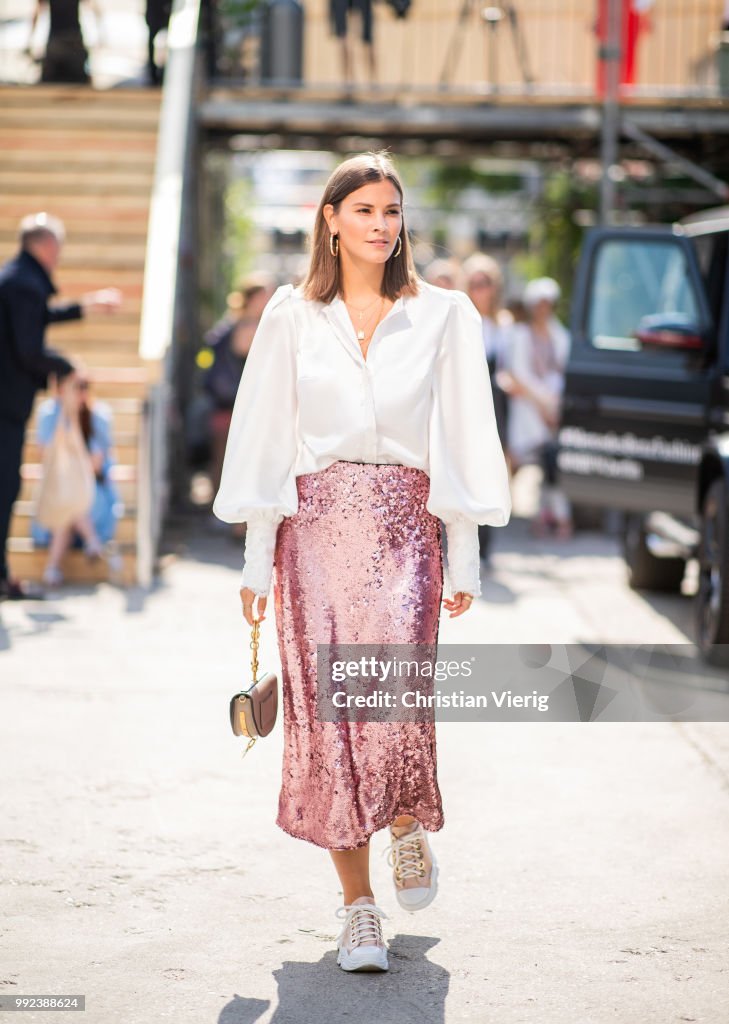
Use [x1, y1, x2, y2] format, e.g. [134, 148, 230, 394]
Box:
[0, 85, 162, 586]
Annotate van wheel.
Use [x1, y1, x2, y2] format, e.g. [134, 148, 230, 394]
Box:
[622, 514, 686, 592]
[696, 478, 729, 665]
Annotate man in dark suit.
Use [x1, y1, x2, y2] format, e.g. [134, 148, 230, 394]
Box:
[0, 213, 120, 599]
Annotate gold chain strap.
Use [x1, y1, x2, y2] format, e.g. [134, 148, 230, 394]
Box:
[241, 616, 262, 760]
[250, 616, 260, 684]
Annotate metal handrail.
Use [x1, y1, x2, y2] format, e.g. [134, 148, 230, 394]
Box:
[136, 0, 201, 586]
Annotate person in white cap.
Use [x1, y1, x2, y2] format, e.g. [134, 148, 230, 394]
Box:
[497, 276, 572, 539]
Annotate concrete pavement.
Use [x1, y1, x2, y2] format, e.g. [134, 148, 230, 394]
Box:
[1, 507, 728, 1024]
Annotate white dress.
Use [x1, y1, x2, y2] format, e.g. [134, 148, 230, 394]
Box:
[212, 279, 512, 599]
[505, 318, 571, 462]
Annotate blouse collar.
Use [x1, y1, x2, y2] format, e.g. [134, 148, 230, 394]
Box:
[320, 292, 410, 365]
[327, 292, 406, 316]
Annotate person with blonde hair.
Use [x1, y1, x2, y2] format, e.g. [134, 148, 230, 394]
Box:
[213, 150, 511, 973]
[462, 252, 511, 565]
[424, 257, 461, 290]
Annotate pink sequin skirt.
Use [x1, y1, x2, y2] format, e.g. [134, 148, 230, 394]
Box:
[272, 459, 445, 850]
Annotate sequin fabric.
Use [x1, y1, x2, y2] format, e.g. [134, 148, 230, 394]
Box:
[272, 459, 445, 850]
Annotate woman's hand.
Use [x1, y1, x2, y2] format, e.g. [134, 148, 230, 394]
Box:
[442, 592, 475, 618]
[240, 586, 268, 627]
[497, 369, 560, 429]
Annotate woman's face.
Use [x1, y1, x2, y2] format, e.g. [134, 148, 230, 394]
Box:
[467, 272, 497, 316]
[59, 374, 88, 408]
[530, 298, 554, 324]
[324, 178, 403, 268]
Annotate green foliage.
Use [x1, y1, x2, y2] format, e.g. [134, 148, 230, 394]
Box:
[223, 177, 257, 294]
[514, 170, 597, 316]
[218, 0, 264, 19]
[428, 162, 524, 209]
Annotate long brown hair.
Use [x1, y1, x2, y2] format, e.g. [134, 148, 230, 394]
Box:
[301, 150, 422, 304]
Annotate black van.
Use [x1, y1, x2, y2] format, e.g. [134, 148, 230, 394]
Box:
[557, 207, 729, 663]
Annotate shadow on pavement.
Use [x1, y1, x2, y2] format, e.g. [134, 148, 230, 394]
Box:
[218, 934, 448, 1024]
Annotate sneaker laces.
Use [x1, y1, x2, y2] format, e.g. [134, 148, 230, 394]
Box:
[335, 902, 388, 949]
[384, 827, 428, 884]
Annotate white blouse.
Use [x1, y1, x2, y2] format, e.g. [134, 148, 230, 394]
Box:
[212, 279, 512, 598]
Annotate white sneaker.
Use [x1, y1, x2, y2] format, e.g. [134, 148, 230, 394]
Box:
[385, 822, 439, 913]
[83, 539, 104, 560]
[334, 896, 389, 972]
[42, 566, 64, 588]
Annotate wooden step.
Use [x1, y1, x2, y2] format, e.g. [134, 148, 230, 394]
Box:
[13, 494, 137, 521]
[30, 394, 145, 419]
[26, 426, 137, 446]
[19, 473, 138, 507]
[6, 542, 138, 587]
[0, 84, 162, 106]
[60, 379, 148, 399]
[0, 221, 149, 243]
[0, 130, 158, 153]
[23, 438, 139, 463]
[14, 241, 148, 270]
[50, 335, 143, 356]
[1, 195, 152, 217]
[0, 171, 154, 196]
[51, 348, 145, 368]
[45, 343, 144, 365]
[11, 509, 137, 544]
[0, 164, 155, 188]
[0, 105, 160, 131]
[45, 313, 143, 334]
[0, 150, 157, 171]
[28, 366, 152, 398]
[46, 323, 143, 346]
[43, 270, 146, 296]
[20, 462, 138, 502]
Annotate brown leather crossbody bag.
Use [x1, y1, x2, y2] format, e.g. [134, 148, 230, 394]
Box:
[229, 617, 278, 757]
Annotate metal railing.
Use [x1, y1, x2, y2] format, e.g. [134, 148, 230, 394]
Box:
[209, 0, 728, 102]
[136, 0, 201, 586]
[0, 0, 155, 89]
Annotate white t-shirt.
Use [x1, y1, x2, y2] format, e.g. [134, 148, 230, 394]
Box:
[213, 279, 512, 597]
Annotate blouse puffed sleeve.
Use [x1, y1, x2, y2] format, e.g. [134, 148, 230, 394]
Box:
[212, 284, 299, 597]
[426, 289, 512, 598]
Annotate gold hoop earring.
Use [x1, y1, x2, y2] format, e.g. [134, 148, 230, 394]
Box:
[392, 235, 402, 258]
[329, 234, 339, 257]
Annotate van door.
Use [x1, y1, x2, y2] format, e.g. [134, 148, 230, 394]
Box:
[558, 227, 716, 519]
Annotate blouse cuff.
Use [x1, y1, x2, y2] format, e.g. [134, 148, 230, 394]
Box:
[240, 513, 284, 597]
[444, 518, 482, 599]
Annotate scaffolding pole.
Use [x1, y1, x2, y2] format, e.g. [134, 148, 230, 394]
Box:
[599, 0, 623, 223]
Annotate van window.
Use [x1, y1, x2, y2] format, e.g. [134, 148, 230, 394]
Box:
[691, 231, 727, 339]
[586, 239, 702, 360]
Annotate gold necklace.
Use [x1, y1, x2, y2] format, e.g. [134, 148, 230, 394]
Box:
[344, 294, 383, 341]
[355, 296, 385, 345]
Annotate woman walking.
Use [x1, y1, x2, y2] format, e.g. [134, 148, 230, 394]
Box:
[213, 151, 511, 973]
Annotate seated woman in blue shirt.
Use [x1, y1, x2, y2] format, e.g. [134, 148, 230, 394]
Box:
[31, 370, 123, 586]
